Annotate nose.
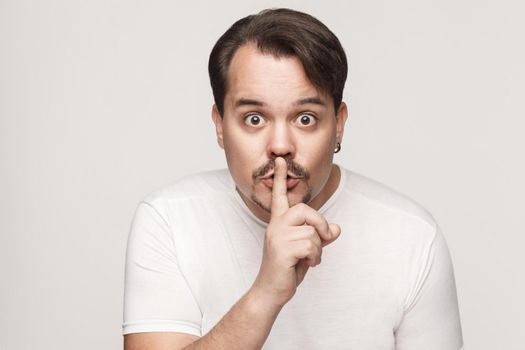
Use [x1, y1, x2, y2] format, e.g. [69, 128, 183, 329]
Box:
[267, 121, 296, 159]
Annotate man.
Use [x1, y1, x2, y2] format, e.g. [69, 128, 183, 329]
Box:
[123, 8, 463, 350]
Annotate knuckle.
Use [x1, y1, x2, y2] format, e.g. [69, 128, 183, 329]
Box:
[296, 202, 308, 210]
[265, 234, 279, 251]
[306, 225, 317, 237]
[305, 240, 317, 254]
[297, 202, 309, 214]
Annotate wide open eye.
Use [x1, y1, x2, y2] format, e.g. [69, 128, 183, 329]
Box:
[244, 114, 266, 127]
[294, 113, 318, 127]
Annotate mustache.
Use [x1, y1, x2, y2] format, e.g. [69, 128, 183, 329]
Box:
[252, 158, 310, 180]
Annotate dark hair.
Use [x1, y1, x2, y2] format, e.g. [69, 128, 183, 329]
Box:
[208, 8, 348, 116]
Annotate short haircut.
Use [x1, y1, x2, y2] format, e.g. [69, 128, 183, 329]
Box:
[208, 8, 348, 116]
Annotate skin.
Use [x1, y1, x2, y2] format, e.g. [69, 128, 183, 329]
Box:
[212, 43, 348, 223]
[125, 42, 349, 349]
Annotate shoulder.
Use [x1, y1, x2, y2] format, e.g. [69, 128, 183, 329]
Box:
[143, 169, 233, 203]
[341, 168, 437, 230]
[333, 167, 439, 250]
[335, 168, 449, 285]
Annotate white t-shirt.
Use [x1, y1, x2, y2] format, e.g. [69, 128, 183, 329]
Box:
[123, 167, 463, 349]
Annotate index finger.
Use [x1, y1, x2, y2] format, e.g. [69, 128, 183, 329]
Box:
[271, 157, 290, 218]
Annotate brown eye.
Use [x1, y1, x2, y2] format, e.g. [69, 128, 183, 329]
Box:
[244, 114, 266, 127]
[295, 113, 317, 126]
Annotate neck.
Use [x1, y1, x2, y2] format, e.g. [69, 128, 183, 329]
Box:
[307, 164, 341, 212]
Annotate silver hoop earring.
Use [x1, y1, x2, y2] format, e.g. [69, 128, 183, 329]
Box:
[334, 142, 341, 153]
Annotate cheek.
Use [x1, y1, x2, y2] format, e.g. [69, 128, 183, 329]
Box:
[223, 132, 264, 184]
[297, 132, 335, 164]
[225, 135, 259, 163]
[297, 132, 335, 185]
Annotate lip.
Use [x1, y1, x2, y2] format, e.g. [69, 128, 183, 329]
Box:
[261, 177, 301, 190]
[260, 172, 302, 180]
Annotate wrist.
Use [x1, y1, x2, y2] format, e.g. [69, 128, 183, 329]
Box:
[247, 284, 288, 312]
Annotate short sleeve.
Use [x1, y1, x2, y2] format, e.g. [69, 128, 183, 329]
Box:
[123, 200, 202, 336]
[395, 227, 463, 350]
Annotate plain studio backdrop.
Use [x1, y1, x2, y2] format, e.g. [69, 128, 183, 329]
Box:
[1, 0, 523, 349]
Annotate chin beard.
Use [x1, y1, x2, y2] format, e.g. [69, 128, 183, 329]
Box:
[251, 190, 312, 213]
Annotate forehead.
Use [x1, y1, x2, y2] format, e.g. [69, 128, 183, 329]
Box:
[225, 44, 327, 107]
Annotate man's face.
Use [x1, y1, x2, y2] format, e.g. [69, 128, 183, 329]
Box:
[212, 43, 347, 222]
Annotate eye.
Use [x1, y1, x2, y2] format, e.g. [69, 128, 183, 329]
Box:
[295, 113, 317, 127]
[244, 114, 266, 127]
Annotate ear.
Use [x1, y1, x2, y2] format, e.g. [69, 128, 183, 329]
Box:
[335, 101, 349, 144]
[211, 104, 225, 149]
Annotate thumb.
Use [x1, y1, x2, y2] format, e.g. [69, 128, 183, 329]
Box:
[321, 223, 341, 247]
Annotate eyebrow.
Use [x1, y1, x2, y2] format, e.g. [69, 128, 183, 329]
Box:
[235, 98, 266, 108]
[295, 97, 326, 106]
[234, 96, 326, 108]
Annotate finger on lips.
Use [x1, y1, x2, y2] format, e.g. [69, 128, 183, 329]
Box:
[269, 156, 341, 250]
[271, 157, 290, 218]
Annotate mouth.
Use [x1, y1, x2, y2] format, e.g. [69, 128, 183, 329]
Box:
[253, 159, 309, 191]
[260, 174, 302, 190]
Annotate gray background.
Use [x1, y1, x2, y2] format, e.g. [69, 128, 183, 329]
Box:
[1, 0, 523, 349]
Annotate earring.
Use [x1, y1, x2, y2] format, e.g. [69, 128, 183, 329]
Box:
[334, 142, 341, 153]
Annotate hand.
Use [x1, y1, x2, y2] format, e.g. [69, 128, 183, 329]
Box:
[251, 157, 341, 308]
